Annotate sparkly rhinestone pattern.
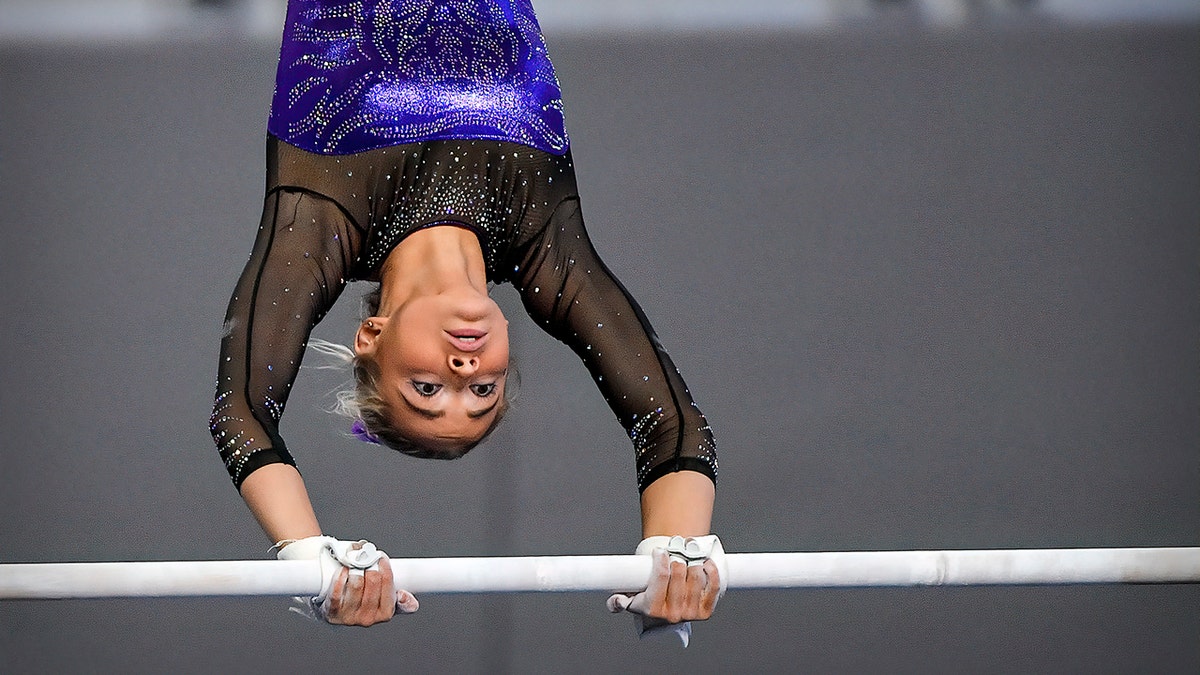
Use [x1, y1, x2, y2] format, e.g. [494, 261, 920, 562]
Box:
[268, 137, 574, 281]
[211, 185, 361, 487]
[213, 139, 718, 491]
[269, 0, 569, 156]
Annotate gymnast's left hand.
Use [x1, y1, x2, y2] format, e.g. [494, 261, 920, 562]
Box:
[607, 534, 726, 642]
[611, 547, 722, 624]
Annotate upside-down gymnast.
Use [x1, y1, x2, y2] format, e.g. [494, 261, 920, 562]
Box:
[210, 0, 723, 641]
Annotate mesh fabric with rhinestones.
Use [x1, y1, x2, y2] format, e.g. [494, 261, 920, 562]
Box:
[213, 136, 716, 491]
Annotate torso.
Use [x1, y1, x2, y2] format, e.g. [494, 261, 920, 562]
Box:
[269, 0, 569, 156]
[215, 1, 717, 494]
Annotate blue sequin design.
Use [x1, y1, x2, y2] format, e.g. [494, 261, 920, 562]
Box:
[269, 0, 569, 155]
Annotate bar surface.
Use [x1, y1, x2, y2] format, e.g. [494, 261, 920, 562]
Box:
[1, 547, 1197, 599]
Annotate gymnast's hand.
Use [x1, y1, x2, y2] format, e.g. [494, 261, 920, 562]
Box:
[607, 535, 726, 646]
[276, 536, 419, 626]
[322, 553, 420, 626]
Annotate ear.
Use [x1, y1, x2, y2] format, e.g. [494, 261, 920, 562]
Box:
[354, 316, 387, 356]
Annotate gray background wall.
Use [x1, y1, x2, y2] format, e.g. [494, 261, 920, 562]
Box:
[1, 9, 1197, 674]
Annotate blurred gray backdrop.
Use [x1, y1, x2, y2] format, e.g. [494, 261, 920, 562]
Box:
[0, 1, 1197, 673]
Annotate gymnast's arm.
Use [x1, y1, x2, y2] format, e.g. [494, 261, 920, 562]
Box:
[509, 197, 719, 537]
[510, 197, 721, 629]
[211, 188, 409, 625]
[210, 188, 359, 537]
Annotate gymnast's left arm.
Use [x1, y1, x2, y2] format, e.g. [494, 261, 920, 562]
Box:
[509, 197, 722, 639]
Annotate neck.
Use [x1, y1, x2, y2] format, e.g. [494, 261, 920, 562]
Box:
[377, 226, 488, 315]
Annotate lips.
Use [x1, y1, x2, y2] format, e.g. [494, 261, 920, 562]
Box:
[446, 329, 487, 352]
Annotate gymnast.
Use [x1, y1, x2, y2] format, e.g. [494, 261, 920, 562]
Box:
[210, 0, 721, 641]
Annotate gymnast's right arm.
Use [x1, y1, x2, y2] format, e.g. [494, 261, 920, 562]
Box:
[209, 188, 409, 625]
[209, 188, 357, 534]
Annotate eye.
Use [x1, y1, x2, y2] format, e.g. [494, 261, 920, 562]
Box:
[470, 383, 497, 397]
[412, 381, 442, 397]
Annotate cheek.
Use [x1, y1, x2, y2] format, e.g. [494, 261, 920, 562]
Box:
[493, 322, 511, 359]
[491, 340, 511, 370]
[382, 330, 441, 372]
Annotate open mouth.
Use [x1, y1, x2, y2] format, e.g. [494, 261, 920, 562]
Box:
[447, 329, 487, 351]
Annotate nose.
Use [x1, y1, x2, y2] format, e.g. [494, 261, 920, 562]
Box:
[448, 353, 479, 376]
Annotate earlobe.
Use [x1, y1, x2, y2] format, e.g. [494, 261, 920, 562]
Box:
[354, 317, 386, 356]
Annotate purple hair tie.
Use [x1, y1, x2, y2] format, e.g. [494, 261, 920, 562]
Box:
[351, 419, 381, 445]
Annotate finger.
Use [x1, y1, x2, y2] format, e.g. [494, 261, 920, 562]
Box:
[697, 559, 721, 617]
[359, 567, 391, 623]
[375, 557, 418, 614]
[631, 549, 672, 616]
[662, 557, 689, 623]
[682, 559, 709, 614]
[325, 567, 351, 624]
[341, 567, 367, 625]
[375, 556, 398, 616]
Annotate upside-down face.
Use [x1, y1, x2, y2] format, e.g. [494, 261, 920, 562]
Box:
[355, 286, 509, 456]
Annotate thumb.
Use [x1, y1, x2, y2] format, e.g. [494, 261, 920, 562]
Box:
[606, 593, 635, 613]
[395, 589, 420, 614]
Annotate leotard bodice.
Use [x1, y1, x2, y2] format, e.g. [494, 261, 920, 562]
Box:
[269, 0, 568, 155]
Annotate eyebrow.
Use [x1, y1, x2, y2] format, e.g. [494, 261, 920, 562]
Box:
[468, 399, 500, 419]
[399, 394, 499, 420]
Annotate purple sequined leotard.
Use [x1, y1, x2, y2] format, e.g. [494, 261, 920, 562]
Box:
[212, 1, 718, 494]
[269, 0, 568, 155]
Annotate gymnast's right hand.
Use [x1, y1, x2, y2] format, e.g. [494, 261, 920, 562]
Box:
[276, 536, 419, 626]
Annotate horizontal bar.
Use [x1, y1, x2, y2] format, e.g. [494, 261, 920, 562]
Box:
[0, 547, 1196, 599]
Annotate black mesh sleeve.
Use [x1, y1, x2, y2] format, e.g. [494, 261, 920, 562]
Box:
[210, 188, 362, 488]
[511, 198, 718, 492]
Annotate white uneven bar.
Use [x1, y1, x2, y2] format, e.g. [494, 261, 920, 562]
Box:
[1, 548, 1197, 600]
